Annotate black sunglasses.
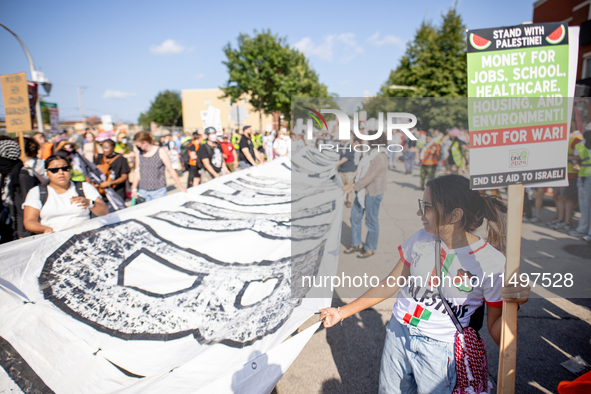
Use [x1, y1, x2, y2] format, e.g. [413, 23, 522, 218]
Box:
[47, 166, 70, 174]
[418, 199, 433, 216]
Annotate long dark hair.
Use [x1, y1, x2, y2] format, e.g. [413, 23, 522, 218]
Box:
[426, 175, 507, 254]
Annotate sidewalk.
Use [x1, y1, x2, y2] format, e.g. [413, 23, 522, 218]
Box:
[276, 162, 591, 394]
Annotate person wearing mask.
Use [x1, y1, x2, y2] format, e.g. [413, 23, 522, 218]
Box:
[23, 155, 108, 234]
[273, 129, 290, 158]
[239, 126, 257, 169]
[188, 132, 203, 187]
[83, 131, 100, 163]
[342, 134, 388, 258]
[336, 137, 359, 208]
[445, 128, 469, 176]
[93, 139, 130, 202]
[131, 132, 186, 202]
[220, 134, 235, 172]
[198, 128, 229, 183]
[33, 132, 53, 160]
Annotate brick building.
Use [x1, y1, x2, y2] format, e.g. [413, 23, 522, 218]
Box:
[534, 0, 591, 90]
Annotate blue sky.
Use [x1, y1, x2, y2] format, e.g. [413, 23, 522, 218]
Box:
[0, 0, 534, 123]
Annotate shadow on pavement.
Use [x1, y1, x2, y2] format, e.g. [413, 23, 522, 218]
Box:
[321, 297, 387, 394]
[340, 222, 352, 249]
[389, 181, 420, 190]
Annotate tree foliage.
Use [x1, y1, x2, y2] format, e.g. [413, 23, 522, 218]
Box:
[377, 7, 467, 98]
[220, 29, 329, 128]
[138, 90, 182, 127]
[365, 7, 468, 131]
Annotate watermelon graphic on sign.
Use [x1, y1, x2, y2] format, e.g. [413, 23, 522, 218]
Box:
[546, 25, 566, 45]
[470, 33, 491, 50]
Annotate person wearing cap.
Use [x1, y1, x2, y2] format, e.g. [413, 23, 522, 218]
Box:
[199, 127, 229, 183]
[220, 134, 235, 172]
[445, 128, 469, 176]
[238, 126, 257, 169]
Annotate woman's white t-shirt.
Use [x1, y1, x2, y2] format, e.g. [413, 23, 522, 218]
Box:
[23, 181, 101, 232]
[273, 136, 290, 156]
[393, 229, 504, 343]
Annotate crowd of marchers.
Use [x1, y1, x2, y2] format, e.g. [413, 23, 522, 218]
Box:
[0, 125, 297, 244]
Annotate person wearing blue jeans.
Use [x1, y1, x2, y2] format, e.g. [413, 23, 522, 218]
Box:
[319, 175, 531, 394]
[342, 134, 388, 258]
[388, 149, 397, 169]
[350, 194, 383, 253]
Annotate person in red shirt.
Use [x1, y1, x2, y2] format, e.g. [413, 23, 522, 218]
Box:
[220, 134, 235, 172]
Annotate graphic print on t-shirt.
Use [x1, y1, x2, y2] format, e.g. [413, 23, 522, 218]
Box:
[393, 229, 504, 343]
[403, 304, 432, 327]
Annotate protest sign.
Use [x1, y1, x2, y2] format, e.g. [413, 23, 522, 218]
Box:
[467, 23, 579, 394]
[467, 22, 578, 189]
[41, 101, 59, 134]
[1, 72, 32, 134]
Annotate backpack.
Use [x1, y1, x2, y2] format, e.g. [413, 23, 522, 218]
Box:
[39, 181, 85, 207]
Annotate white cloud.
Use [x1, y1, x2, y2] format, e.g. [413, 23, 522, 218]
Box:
[103, 90, 137, 99]
[195, 73, 204, 79]
[294, 33, 364, 63]
[367, 32, 405, 48]
[150, 39, 185, 55]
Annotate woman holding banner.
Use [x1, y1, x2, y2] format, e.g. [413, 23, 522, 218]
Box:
[321, 175, 530, 393]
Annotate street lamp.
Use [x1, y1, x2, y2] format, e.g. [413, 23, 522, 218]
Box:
[1, 23, 52, 133]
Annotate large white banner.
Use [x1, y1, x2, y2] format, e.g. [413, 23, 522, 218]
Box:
[0, 150, 343, 393]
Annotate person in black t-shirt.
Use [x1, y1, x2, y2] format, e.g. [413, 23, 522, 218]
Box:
[238, 126, 257, 169]
[198, 127, 229, 183]
[94, 139, 130, 201]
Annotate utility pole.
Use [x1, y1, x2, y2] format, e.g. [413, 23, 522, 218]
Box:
[77, 86, 87, 129]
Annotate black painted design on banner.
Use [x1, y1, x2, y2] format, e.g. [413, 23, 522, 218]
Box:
[150, 210, 329, 240]
[0, 335, 55, 393]
[39, 220, 325, 347]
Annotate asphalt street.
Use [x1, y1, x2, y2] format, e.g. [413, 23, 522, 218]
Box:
[275, 161, 591, 394]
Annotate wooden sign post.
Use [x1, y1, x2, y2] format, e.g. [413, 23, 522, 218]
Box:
[497, 184, 524, 393]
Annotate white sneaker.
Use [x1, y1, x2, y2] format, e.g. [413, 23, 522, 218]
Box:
[546, 218, 559, 226]
[570, 230, 586, 238]
[552, 221, 566, 229]
[529, 216, 540, 223]
[583, 235, 591, 242]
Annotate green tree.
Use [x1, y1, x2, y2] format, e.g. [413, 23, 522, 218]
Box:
[140, 90, 183, 128]
[220, 29, 329, 130]
[138, 112, 150, 130]
[377, 7, 466, 98]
